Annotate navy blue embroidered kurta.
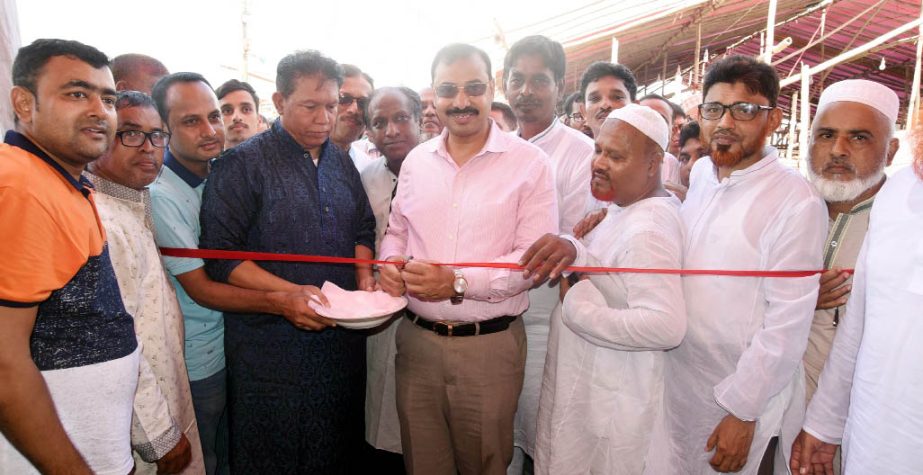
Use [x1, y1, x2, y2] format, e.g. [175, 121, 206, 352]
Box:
[200, 120, 375, 473]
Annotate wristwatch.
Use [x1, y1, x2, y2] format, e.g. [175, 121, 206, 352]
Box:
[450, 269, 467, 305]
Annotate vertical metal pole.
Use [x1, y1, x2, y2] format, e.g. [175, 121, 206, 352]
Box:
[799, 63, 812, 167]
[908, 1, 923, 127]
[611, 37, 620, 64]
[764, 0, 778, 63]
[788, 91, 799, 161]
[661, 53, 668, 95]
[694, 21, 702, 88]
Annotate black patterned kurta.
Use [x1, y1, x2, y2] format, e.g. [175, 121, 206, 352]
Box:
[200, 120, 375, 474]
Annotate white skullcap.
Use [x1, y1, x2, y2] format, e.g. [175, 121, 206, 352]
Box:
[817, 79, 899, 125]
[606, 103, 669, 151]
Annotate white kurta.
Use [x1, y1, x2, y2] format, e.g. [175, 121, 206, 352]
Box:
[659, 149, 827, 474]
[89, 175, 204, 474]
[535, 197, 686, 475]
[513, 119, 595, 459]
[803, 166, 923, 473]
[662, 152, 681, 185]
[360, 158, 402, 453]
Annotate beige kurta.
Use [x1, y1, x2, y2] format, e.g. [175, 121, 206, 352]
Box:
[803, 196, 873, 402]
[360, 158, 402, 453]
[88, 174, 204, 474]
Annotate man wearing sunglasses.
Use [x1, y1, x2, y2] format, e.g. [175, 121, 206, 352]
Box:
[656, 55, 827, 474]
[378, 43, 557, 475]
[332, 64, 375, 170]
[86, 90, 202, 474]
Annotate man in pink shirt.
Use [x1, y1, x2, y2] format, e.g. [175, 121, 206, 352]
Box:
[378, 43, 558, 475]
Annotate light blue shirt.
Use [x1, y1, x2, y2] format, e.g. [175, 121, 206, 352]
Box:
[150, 151, 224, 381]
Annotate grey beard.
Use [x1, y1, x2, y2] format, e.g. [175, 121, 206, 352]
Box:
[808, 166, 885, 203]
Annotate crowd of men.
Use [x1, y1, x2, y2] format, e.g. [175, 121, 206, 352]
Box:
[0, 34, 920, 475]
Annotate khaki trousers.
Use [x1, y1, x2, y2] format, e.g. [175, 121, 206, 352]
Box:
[395, 316, 526, 475]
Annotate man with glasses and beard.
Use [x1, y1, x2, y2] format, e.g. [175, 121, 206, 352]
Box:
[655, 55, 827, 474]
[378, 43, 556, 475]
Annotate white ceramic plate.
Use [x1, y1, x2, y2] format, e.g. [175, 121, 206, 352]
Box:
[309, 281, 407, 330]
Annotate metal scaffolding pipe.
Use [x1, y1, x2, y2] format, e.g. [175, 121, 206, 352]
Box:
[799, 63, 811, 166]
[909, 3, 923, 127]
[781, 17, 923, 88]
[764, 0, 778, 63]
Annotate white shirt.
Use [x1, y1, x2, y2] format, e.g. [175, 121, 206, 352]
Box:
[662, 152, 681, 185]
[659, 148, 827, 474]
[359, 156, 402, 453]
[350, 139, 378, 172]
[88, 175, 204, 473]
[512, 118, 594, 456]
[535, 197, 686, 474]
[804, 166, 923, 473]
[520, 118, 595, 234]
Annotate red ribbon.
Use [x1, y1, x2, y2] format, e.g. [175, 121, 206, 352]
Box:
[159, 247, 850, 278]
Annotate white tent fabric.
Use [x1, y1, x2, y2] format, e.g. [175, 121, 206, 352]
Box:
[0, 0, 20, 134]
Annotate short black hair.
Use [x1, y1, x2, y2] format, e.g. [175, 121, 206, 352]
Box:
[341, 64, 375, 90]
[110, 53, 168, 84]
[114, 90, 157, 112]
[703, 54, 780, 107]
[276, 50, 343, 98]
[364, 86, 422, 126]
[678, 121, 701, 148]
[639, 93, 676, 121]
[151, 72, 212, 124]
[503, 35, 566, 84]
[491, 101, 517, 130]
[431, 43, 492, 82]
[215, 79, 259, 112]
[670, 101, 686, 119]
[579, 61, 638, 102]
[563, 91, 582, 115]
[13, 38, 109, 95]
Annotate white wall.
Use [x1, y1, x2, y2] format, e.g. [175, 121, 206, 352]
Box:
[0, 0, 21, 134]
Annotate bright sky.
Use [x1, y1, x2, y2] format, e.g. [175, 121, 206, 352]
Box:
[15, 0, 597, 108]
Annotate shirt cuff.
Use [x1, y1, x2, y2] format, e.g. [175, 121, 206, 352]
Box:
[714, 390, 758, 422]
[803, 424, 842, 446]
[133, 421, 182, 462]
[560, 234, 586, 275]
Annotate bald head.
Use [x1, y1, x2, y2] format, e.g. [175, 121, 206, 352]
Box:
[111, 53, 169, 94]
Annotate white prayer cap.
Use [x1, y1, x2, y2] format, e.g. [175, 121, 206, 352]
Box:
[817, 79, 899, 125]
[606, 103, 669, 151]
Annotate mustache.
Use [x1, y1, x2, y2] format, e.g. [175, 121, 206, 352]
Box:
[514, 97, 541, 108]
[80, 120, 111, 132]
[710, 129, 740, 141]
[447, 107, 479, 116]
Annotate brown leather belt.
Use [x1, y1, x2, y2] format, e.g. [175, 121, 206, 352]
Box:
[405, 310, 517, 337]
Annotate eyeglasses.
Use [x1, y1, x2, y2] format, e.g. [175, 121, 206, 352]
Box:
[699, 102, 774, 121]
[434, 82, 489, 98]
[568, 112, 585, 121]
[339, 94, 369, 110]
[115, 130, 170, 148]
